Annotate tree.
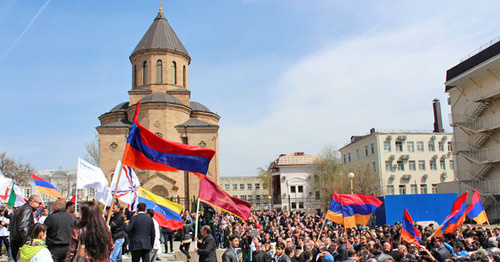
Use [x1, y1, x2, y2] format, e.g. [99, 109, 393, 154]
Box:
[84, 132, 99, 166]
[344, 162, 380, 196]
[257, 165, 271, 195]
[0, 152, 35, 186]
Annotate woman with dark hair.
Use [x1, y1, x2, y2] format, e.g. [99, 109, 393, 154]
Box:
[19, 223, 53, 262]
[65, 202, 113, 262]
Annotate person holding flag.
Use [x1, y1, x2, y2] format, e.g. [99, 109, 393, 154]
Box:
[10, 195, 43, 260]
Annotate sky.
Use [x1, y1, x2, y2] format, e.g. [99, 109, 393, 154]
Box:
[0, 0, 498, 176]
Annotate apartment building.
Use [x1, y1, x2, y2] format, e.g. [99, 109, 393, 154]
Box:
[340, 125, 455, 196]
[219, 176, 270, 211]
[444, 38, 500, 220]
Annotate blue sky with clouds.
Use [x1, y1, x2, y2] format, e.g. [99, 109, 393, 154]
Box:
[0, 0, 499, 176]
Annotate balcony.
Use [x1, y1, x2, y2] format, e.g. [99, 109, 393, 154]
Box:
[462, 180, 500, 195]
[455, 142, 500, 164]
[456, 163, 496, 181]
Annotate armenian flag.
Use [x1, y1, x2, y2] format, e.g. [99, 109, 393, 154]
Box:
[435, 192, 468, 237]
[138, 187, 183, 230]
[123, 102, 216, 177]
[401, 208, 421, 247]
[325, 189, 383, 228]
[30, 173, 65, 199]
[466, 190, 488, 225]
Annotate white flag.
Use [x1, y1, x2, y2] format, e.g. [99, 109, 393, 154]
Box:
[0, 169, 12, 193]
[76, 158, 108, 191]
[95, 186, 112, 206]
[109, 161, 140, 211]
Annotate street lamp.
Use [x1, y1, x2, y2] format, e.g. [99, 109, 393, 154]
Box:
[348, 172, 355, 194]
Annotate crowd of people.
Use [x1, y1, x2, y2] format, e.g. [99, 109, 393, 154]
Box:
[0, 195, 499, 262]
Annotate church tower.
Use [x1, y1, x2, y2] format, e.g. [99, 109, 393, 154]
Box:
[96, 7, 220, 209]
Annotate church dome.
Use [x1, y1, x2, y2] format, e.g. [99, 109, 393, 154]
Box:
[110, 102, 129, 112]
[140, 93, 182, 105]
[131, 12, 189, 59]
[190, 101, 213, 113]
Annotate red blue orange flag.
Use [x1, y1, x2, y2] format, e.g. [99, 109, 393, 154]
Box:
[30, 173, 65, 199]
[325, 189, 383, 228]
[465, 190, 488, 225]
[435, 192, 468, 237]
[122, 102, 216, 177]
[401, 208, 421, 247]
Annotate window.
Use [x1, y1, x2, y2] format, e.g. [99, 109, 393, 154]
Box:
[247, 183, 252, 190]
[24, 187, 32, 198]
[428, 141, 435, 152]
[133, 65, 137, 87]
[356, 149, 360, 159]
[247, 195, 252, 201]
[298, 202, 304, 209]
[372, 162, 376, 172]
[182, 65, 186, 87]
[343, 154, 347, 164]
[385, 161, 393, 171]
[432, 184, 438, 194]
[371, 143, 375, 154]
[418, 160, 426, 170]
[440, 160, 446, 170]
[420, 184, 428, 194]
[399, 185, 406, 195]
[298, 185, 304, 193]
[397, 161, 405, 171]
[447, 142, 453, 151]
[290, 186, 296, 193]
[256, 195, 261, 201]
[143, 61, 148, 84]
[315, 191, 320, 200]
[224, 184, 230, 191]
[365, 145, 369, 156]
[348, 153, 351, 162]
[87, 188, 95, 199]
[387, 185, 395, 195]
[439, 142, 445, 151]
[411, 184, 418, 194]
[255, 183, 260, 190]
[407, 141, 415, 152]
[409, 161, 416, 170]
[291, 202, 297, 209]
[417, 141, 424, 152]
[430, 160, 437, 170]
[157, 60, 162, 83]
[396, 141, 403, 152]
[240, 195, 246, 200]
[384, 141, 391, 152]
[263, 184, 268, 189]
[171, 61, 177, 85]
[233, 184, 237, 190]
[450, 160, 455, 170]
[240, 184, 244, 190]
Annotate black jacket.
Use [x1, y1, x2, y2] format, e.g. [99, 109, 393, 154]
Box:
[198, 233, 217, 262]
[253, 251, 269, 262]
[44, 209, 76, 246]
[10, 203, 35, 242]
[109, 211, 126, 241]
[222, 247, 239, 262]
[125, 212, 155, 251]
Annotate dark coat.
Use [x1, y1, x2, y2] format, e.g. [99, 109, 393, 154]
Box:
[198, 233, 217, 262]
[10, 203, 35, 242]
[222, 247, 239, 262]
[125, 212, 155, 251]
[109, 211, 126, 241]
[252, 251, 269, 262]
[277, 254, 292, 262]
[44, 209, 76, 246]
[432, 246, 451, 262]
[335, 244, 348, 261]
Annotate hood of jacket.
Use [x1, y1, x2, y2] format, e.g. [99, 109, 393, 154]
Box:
[20, 239, 45, 262]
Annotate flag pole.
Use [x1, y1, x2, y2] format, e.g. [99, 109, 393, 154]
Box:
[195, 197, 200, 248]
[316, 207, 329, 243]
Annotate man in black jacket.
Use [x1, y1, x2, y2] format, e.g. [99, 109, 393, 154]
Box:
[10, 195, 42, 260]
[109, 204, 126, 262]
[44, 199, 76, 262]
[195, 225, 217, 262]
[222, 234, 240, 262]
[125, 202, 155, 262]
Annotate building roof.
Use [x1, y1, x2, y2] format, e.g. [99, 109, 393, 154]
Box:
[176, 118, 218, 128]
[140, 92, 182, 105]
[274, 152, 319, 166]
[190, 101, 213, 113]
[131, 12, 189, 58]
[36, 169, 76, 178]
[110, 102, 129, 112]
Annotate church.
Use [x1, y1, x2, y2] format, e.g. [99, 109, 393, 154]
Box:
[96, 7, 220, 208]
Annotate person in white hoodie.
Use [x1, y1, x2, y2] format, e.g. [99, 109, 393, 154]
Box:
[18, 223, 53, 262]
[147, 209, 162, 262]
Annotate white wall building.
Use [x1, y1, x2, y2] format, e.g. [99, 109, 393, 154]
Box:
[218, 176, 270, 210]
[339, 127, 455, 196]
[268, 152, 323, 214]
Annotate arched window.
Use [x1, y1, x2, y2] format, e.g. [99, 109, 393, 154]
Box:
[182, 65, 186, 87]
[157, 60, 162, 83]
[171, 61, 177, 85]
[143, 61, 148, 84]
[133, 65, 137, 87]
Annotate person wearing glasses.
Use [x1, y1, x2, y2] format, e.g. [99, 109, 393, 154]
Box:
[10, 195, 43, 260]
